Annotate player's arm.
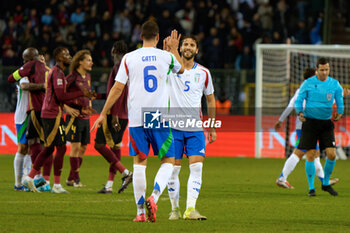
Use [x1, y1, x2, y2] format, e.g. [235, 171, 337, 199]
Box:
[275, 89, 299, 131]
[100, 81, 125, 116]
[91, 81, 125, 131]
[206, 93, 217, 143]
[8, 61, 35, 83]
[294, 82, 307, 122]
[333, 83, 344, 121]
[166, 30, 184, 74]
[53, 71, 86, 102]
[20, 82, 45, 91]
[64, 104, 80, 117]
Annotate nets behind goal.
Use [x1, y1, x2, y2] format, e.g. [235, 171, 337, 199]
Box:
[255, 44, 350, 158]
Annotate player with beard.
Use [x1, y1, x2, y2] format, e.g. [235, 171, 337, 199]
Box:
[165, 35, 216, 220]
[95, 41, 133, 194]
[22, 47, 93, 193]
[91, 21, 184, 222]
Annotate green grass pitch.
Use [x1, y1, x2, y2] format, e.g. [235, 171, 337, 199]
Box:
[0, 155, 349, 233]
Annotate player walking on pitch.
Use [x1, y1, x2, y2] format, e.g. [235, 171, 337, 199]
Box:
[91, 20, 184, 222]
[165, 35, 216, 220]
[94, 41, 132, 194]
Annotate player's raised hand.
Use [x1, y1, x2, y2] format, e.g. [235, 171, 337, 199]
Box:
[208, 128, 217, 143]
[167, 30, 181, 51]
[163, 36, 170, 51]
[91, 114, 105, 132]
[343, 88, 350, 97]
[274, 121, 282, 131]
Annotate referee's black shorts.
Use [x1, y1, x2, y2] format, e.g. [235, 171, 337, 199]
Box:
[65, 115, 90, 145]
[95, 115, 128, 148]
[298, 118, 335, 151]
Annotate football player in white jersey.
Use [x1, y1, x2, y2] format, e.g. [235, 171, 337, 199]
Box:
[91, 20, 184, 222]
[13, 76, 31, 191]
[164, 35, 216, 220]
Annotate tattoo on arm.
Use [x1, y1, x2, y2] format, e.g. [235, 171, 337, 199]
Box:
[20, 83, 45, 91]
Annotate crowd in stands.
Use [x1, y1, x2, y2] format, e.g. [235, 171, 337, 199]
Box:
[1, 0, 324, 70]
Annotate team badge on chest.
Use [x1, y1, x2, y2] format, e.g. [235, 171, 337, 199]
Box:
[194, 73, 201, 82]
[327, 93, 332, 101]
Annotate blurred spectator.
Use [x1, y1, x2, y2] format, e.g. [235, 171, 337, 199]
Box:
[239, 46, 254, 70]
[41, 8, 54, 26]
[206, 37, 223, 68]
[175, 0, 195, 34]
[257, 0, 273, 31]
[113, 10, 132, 40]
[70, 7, 85, 25]
[294, 21, 309, 44]
[216, 92, 232, 115]
[310, 14, 323, 44]
[0, 0, 325, 67]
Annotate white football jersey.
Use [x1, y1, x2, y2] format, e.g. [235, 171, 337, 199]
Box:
[168, 62, 214, 131]
[15, 77, 29, 124]
[115, 47, 181, 127]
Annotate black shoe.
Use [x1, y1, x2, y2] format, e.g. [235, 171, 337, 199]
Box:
[97, 186, 113, 194]
[118, 172, 133, 193]
[308, 189, 316, 197]
[322, 185, 338, 196]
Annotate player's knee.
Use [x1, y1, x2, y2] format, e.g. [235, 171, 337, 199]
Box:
[325, 148, 336, 160]
[294, 149, 305, 159]
[80, 145, 87, 153]
[18, 143, 28, 155]
[161, 156, 175, 165]
[305, 150, 316, 161]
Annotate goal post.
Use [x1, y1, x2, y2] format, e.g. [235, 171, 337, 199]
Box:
[255, 44, 350, 159]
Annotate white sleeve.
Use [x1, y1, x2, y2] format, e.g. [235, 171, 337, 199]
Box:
[115, 55, 129, 84]
[279, 89, 300, 122]
[169, 53, 181, 74]
[19, 77, 29, 85]
[204, 70, 214, 96]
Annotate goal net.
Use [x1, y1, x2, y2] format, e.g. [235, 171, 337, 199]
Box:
[255, 44, 350, 158]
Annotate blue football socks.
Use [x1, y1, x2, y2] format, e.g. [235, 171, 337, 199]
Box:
[305, 160, 315, 191]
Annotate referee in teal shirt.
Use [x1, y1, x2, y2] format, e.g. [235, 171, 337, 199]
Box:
[295, 57, 344, 197]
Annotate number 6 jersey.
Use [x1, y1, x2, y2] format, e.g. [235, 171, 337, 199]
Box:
[115, 47, 181, 127]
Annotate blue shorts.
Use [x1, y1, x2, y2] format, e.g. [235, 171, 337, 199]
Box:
[173, 129, 205, 159]
[296, 129, 319, 151]
[16, 117, 28, 145]
[129, 126, 175, 159]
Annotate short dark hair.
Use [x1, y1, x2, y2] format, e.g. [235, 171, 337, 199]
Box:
[53, 47, 67, 61]
[141, 20, 159, 40]
[316, 57, 329, 68]
[180, 35, 198, 48]
[303, 68, 316, 80]
[112, 40, 128, 55]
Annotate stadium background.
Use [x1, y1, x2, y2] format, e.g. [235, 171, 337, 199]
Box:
[1, 0, 350, 158]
